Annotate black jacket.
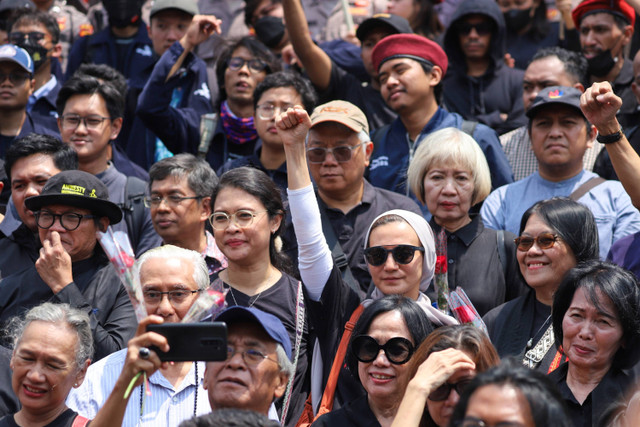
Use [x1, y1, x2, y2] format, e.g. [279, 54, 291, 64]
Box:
[442, 0, 526, 135]
[0, 251, 137, 361]
[0, 223, 39, 278]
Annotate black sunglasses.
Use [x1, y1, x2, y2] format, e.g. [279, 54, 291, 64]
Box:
[352, 335, 414, 365]
[514, 232, 559, 252]
[428, 378, 473, 401]
[364, 245, 424, 266]
[458, 21, 493, 36]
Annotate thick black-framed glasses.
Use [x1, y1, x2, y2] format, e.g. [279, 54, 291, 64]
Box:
[143, 195, 203, 208]
[142, 289, 200, 305]
[34, 211, 96, 231]
[364, 245, 424, 266]
[352, 335, 414, 365]
[60, 114, 111, 130]
[9, 31, 46, 45]
[306, 142, 365, 164]
[514, 233, 559, 252]
[227, 57, 268, 73]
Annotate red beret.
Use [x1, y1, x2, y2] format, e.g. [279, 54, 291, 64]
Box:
[572, 0, 635, 28]
[371, 33, 448, 76]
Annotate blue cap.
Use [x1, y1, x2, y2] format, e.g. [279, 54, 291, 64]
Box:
[215, 306, 292, 359]
[526, 86, 584, 119]
[0, 44, 33, 74]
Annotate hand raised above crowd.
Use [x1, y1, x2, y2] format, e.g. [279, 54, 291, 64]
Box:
[180, 15, 222, 52]
[276, 106, 311, 148]
[580, 81, 623, 135]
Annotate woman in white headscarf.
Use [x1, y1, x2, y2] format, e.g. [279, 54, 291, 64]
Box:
[277, 106, 456, 413]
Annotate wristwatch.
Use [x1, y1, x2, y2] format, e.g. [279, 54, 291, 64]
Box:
[596, 128, 623, 144]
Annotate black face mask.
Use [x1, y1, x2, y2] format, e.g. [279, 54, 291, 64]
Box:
[18, 42, 49, 71]
[253, 16, 286, 49]
[504, 8, 531, 33]
[587, 49, 617, 76]
[103, 0, 143, 29]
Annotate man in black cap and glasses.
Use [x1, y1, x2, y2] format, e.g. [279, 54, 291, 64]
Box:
[0, 169, 137, 361]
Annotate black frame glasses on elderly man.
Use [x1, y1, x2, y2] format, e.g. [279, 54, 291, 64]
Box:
[352, 335, 414, 365]
[457, 21, 493, 36]
[306, 142, 366, 164]
[227, 57, 268, 73]
[60, 114, 111, 130]
[226, 346, 279, 366]
[514, 233, 559, 252]
[209, 210, 268, 230]
[34, 211, 96, 231]
[428, 378, 473, 401]
[9, 31, 46, 45]
[0, 71, 30, 85]
[143, 289, 200, 305]
[364, 245, 425, 266]
[143, 194, 203, 208]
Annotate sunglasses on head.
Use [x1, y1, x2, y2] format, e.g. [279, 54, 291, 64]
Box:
[352, 335, 414, 365]
[514, 232, 559, 251]
[364, 245, 424, 266]
[458, 21, 493, 36]
[428, 378, 473, 401]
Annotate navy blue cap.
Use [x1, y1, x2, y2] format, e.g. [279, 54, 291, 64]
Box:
[526, 86, 584, 119]
[215, 306, 292, 359]
[356, 13, 413, 41]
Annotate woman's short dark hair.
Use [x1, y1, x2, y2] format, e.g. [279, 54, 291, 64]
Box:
[211, 167, 292, 274]
[552, 260, 640, 369]
[450, 358, 572, 427]
[404, 325, 499, 427]
[519, 198, 599, 263]
[345, 295, 433, 382]
[215, 37, 281, 105]
[5, 133, 78, 180]
[252, 71, 317, 113]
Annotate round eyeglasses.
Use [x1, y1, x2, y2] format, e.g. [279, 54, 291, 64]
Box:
[209, 210, 268, 230]
[34, 211, 96, 231]
[352, 335, 414, 365]
[255, 103, 295, 120]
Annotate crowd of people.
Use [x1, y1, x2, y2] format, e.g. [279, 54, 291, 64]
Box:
[0, 0, 639, 426]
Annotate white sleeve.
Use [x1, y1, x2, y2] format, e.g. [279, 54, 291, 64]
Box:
[287, 184, 333, 301]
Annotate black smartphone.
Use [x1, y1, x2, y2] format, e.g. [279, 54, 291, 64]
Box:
[147, 322, 227, 362]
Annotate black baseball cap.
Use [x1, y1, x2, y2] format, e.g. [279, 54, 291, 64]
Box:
[526, 86, 585, 119]
[25, 170, 122, 224]
[356, 13, 413, 42]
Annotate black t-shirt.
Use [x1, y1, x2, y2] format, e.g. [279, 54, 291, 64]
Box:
[223, 272, 310, 427]
[0, 408, 87, 427]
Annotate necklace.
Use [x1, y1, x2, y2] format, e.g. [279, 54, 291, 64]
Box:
[227, 268, 277, 308]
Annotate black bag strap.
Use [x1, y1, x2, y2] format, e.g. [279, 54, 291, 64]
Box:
[461, 120, 478, 136]
[121, 176, 147, 254]
[318, 202, 363, 297]
[569, 177, 606, 201]
[496, 230, 507, 277]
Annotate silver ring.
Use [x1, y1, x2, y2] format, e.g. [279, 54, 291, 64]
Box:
[139, 347, 150, 359]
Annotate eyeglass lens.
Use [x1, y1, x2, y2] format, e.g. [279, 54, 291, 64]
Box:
[458, 22, 493, 36]
[35, 211, 91, 231]
[227, 57, 267, 73]
[352, 335, 414, 365]
[428, 379, 472, 401]
[306, 143, 363, 164]
[364, 245, 424, 266]
[514, 233, 558, 251]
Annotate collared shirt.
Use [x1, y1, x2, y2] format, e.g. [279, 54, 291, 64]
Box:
[500, 126, 603, 181]
[67, 349, 211, 426]
[203, 230, 226, 276]
[27, 75, 57, 112]
[480, 170, 640, 259]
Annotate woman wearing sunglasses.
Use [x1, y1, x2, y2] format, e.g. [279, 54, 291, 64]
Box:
[277, 106, 456, 417]
[407, 127, 526, 316]
[313, 296, 433, 426]
[391, 324, 499, 427]
[483, 197, 599, 372]
[209, 166, 310, 426]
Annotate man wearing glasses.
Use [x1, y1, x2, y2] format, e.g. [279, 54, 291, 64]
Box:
[284, 100, 421, 294]
[0, 43, 58, 160]
[441, 0, 526, 135]
[57, 73, 161, 256]
[147, 153, 226, 279]
[0, 170, 137, 360]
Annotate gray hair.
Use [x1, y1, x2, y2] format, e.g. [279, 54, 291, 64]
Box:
[148, 153, 219, 198]
[136, 245, 210, 290]
[275, 344, 294, 379]
[7, 302, 93, 367]
[407, 127, 492, 206]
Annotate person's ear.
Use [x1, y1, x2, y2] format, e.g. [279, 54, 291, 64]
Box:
[429, 66, 443, 86]
[269, 212, 283, 234]
[363, 140, 373, 167]
[273, 371, 289, 399]
[51, 42, 62, 59]
[73, 359, 91, 388]
[203, 363, 211, 390]
[109, 117, 123, 140]
[98, 217, 109, 232]
[200, 196, 212, 221]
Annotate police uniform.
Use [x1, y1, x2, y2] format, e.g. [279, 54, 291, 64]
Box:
[47, 0, 94, 72]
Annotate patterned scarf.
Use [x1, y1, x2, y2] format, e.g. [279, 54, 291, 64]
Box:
[219, 101, 258, 145]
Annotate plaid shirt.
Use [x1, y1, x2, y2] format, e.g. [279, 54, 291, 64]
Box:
[203, 230, 227, 275]
[500, 126, 603, 181]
